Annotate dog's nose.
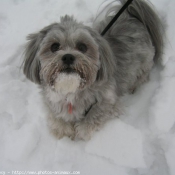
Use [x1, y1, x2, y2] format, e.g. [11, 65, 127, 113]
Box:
[62, 54, 75, 65]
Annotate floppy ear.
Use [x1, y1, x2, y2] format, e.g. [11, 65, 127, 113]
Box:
[23, 33, 44, 84]
[96, 37, 116, 81]
[86, 27, 116, 81]
[23, 23, 58, 84]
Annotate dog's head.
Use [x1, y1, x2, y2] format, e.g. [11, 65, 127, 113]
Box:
[23, 15, 115, 94]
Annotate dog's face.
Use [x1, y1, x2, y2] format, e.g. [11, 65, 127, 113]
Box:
[39, 23, 100, 90]
[23, 16, 115, 93]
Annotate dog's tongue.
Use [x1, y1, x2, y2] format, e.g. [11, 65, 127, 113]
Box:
[68, 102, 73, 114]
[54, 73, 80, 95]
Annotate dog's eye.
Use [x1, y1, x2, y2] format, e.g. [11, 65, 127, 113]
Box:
[77, 43, 87, 53]
[51, 43, 60, 52]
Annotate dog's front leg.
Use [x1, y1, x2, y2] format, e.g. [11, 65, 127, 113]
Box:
[75, 101, 120, 140]
[48, 114, 75, 140]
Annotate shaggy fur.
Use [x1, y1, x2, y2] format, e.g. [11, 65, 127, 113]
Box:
[23, 0, 164, 140]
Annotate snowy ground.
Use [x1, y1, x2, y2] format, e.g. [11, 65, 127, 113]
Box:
[0, 0, 175, 175]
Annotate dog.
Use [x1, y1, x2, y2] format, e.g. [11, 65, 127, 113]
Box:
[23, 0, 164, 140]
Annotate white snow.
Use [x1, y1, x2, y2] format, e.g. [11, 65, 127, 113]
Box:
[54, 73, 80, 95]
[165, 135, 175, 175]
[149, 58, 175, 132]
[0, 0, 175, 175]
[86, 119, 146, 168]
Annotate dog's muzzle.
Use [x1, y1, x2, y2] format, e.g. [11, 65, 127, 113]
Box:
[62, 54, 75, 66]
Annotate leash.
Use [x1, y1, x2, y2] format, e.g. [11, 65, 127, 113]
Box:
[101, 0, 134, 36]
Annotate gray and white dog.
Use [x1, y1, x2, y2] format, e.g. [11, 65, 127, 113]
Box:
[23, 0, 164, 140]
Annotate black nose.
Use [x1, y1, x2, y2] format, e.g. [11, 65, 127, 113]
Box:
[62, 54, 75, 65]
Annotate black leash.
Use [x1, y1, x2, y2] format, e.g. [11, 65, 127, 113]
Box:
[101, 0, 134, 36]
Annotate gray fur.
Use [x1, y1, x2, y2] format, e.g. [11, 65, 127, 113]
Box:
[23, 0, 164, 140]
[125, 0, 164, 62]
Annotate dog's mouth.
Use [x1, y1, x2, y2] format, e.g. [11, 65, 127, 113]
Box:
[62, 67, 86, 88]
[61, 67, 84, 79]
[50, 66, 87, 90]
[61, 67, 79, 74]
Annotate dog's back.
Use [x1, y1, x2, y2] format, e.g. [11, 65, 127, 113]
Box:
[122, 0, 164, 62]
[94, 0, 164, 95]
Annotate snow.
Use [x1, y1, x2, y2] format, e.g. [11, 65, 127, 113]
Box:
[149, 59, 175, 132]
[54, 73, 80, 95]
[86, 119, 146, 168]
[0, 0, 175, 175]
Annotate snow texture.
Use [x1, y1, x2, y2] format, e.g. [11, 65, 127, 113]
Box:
[55, 73, 80, 95]
[0, 0, 175, 175]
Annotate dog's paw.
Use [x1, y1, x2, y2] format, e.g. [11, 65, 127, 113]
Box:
[75, 121, 96, 141]
[49, 117, 75, 140]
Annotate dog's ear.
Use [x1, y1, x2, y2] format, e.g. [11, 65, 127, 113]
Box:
[96, 37, 116, 81]
[86, 28, 116, 81]
[23, 23, 58, 84]
[23, 33, 43, 84]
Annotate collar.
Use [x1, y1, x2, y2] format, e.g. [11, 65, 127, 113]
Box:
[67, 99, 97, 116]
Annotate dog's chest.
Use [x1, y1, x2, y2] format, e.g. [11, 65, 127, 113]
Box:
[44, 88, 96, 121]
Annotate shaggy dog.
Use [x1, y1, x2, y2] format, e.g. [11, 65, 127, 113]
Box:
[23, 0, 164, 140]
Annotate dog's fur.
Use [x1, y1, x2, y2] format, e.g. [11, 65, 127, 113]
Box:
[23, 0, 164, 140]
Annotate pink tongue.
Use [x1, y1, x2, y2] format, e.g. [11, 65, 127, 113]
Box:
[68, 103, 73, 114]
